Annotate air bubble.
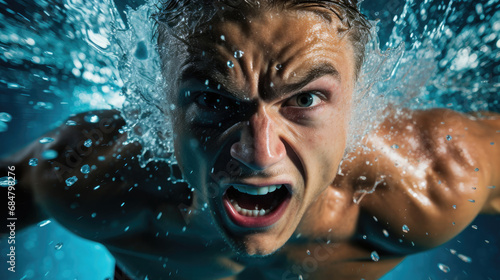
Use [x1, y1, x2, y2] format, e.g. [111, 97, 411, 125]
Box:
[84, 114, 99, 123]
[39, 137, 55, 144]
[402, 224, 410, 233]
[84, 139, 92, 147]
[55, 243, 63, 250]
[234, 50, 244, 58]
[0, 112, 12, 122]
[42, 150, 58, 160]
[29, 158, 38, 166]
[446, 135, 452, 141]
[391, 144, 399, 149]
[370, 251, 380, 262]
[80, 164, 90, 174]
[227, 60, 234, 68]
[65, 176, 78, 187]
[438, 263, 450, 273]
[456, 254, 471, 263]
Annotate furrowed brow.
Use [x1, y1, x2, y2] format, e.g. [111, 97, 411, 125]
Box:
[282, 63, 340, 93]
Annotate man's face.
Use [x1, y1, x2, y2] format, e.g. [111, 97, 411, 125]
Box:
[170, 8, 356, 256]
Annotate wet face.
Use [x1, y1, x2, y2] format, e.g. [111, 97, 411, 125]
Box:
[169, 8, 356, 256]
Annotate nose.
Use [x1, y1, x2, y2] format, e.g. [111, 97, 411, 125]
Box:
[230, 109, 286, 170]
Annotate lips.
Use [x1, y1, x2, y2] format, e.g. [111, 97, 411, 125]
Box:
[222, 184, 292, 228]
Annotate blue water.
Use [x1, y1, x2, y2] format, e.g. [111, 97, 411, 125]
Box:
[1, 0, 499, 279]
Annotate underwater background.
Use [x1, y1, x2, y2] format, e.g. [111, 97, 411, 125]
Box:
[0, 0, 499, 279]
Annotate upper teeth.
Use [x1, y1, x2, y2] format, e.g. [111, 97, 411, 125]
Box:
[232, 184, 283, 195]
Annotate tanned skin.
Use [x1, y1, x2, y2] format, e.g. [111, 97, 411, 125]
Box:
[2, 7, 500, 280]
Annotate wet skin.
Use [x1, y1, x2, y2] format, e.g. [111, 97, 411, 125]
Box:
[2, 8, 500, 280]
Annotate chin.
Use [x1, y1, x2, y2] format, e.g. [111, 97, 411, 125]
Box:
[226, 233, 287, 257]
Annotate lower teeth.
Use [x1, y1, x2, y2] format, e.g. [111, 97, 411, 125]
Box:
[231, 200, 272, 217]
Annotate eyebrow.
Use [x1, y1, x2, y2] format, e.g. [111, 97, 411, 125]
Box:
[282, 63, 340, 93]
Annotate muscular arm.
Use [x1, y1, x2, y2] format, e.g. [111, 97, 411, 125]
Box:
[0, 110, 183, 240]
[338, 108, 500, 254]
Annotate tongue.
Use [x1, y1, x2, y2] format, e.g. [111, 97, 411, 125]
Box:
[227, 187, 277, 210]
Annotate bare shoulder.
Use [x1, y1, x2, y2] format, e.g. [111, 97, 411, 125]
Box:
[338, 108, 500, 254]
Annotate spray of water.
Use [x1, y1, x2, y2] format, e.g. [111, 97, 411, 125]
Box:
[1, 0, 499, 173]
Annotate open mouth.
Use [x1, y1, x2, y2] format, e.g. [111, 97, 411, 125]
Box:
[222, 184, 292, 228]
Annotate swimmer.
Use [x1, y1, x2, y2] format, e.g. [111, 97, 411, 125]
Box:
[2, 0, 500, 279]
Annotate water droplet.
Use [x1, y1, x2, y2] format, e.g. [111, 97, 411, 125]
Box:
[474, 168, 479, 172]
[373, 216, 378, 222]
[402, 224, 410, 233]
[457, 254, 472, 263]
[65, 120, 77, 126]
[438, 263, 450, 273]
[234, 50, 244, 58]
[182, 226, 186, 232]
[124, 226, 130, 232]
[65, 176, 78, 187]
[490, 142, 495, 145]
[227, 60, 234, 68]
[383, 229, 389, 237]
[220, 35, 225, 41]
[84, 139, 92, 147]
[157, 212, 163, 220]
[468, 199, 475, 203]
[42, 150, 58, 160]
[98, 156, 106, 161]
[91, 212, 97, 218]
[38, 220, 52, 227]
[275, 64, 283, 70]
[0, 112, 12, 122]
[54, 243, 63, 250]
[471, 225, 477, 229]
[391, 144, 399, 149]
[306, 250, 311, 255]
[0, 176, 15, 187]
[39, 137, 55, 144]
[362, 235, 367, 239]
[29, 158, 38, 166]
[84, 114, 99, 123]
[120, 202, 125, 207]
[446, 135, 452, 141]
[94, 185, 100, 190]
[298, 275, 303, 280]
[452, 205, 456, 209]
[450, 249, 456, 254]
[488, 186, 496, 189]
[370, 251, 380, 262]
[80, 164, 90, 174]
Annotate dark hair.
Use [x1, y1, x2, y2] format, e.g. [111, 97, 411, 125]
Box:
[153, 0, 371, 78]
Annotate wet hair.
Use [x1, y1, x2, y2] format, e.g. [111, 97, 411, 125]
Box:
[153, 0, 371, 79]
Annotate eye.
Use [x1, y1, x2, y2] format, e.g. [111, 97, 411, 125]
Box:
[195, 92, 231, 110]
[285, 92, 322, 108]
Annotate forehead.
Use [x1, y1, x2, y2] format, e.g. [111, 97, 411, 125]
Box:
[179, 9, 355, 94]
